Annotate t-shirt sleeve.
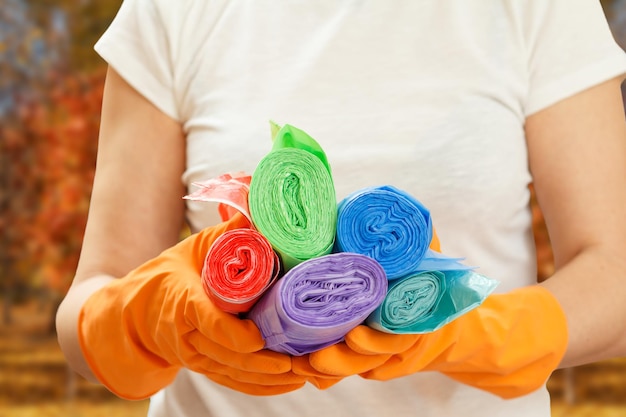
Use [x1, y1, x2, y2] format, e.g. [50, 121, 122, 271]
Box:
[523, 0, 626, 116]
[94, 0, 180, 121]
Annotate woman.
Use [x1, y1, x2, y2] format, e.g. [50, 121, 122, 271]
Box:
[56, 1, 626, 416]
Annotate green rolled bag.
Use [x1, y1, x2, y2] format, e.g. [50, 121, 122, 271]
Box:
[249, 123, 337, 271]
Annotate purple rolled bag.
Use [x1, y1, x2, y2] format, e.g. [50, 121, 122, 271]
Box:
[247, 252, 388, 356]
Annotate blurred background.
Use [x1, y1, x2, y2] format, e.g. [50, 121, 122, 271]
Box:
[1, 1, 625, 416]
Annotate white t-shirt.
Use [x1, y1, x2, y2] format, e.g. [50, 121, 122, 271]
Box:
[95, 1, 626, 416]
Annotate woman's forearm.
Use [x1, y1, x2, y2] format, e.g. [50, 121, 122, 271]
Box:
[542, 244, 626, 368]
[56, 274, 117, 382]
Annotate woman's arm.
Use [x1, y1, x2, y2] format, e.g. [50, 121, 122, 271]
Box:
[56, 66, 186, 381]
[527, 75, 626, 367]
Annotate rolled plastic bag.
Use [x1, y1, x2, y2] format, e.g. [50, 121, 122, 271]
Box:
[202, 228, 281, 314]
[366, 269, 499, 334]
[247, 252, 388, 356]
[249, 123, 337, 271]
[335, 185, 434, 280]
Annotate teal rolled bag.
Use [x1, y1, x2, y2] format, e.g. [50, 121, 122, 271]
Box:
[366, 269, 498, 334]
[248, 123, 337, 270]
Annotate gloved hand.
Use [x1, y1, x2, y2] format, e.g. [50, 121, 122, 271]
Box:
[78, 213, 306, 400]
[291, 344, 390, 390]
[298, 285, 568, 399]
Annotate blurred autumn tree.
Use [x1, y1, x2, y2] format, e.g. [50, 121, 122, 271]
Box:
[0, 0, 121, 326]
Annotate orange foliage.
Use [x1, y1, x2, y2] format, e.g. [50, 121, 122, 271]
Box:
[3, 69, 105, 294]
[530, 185, 555, 282]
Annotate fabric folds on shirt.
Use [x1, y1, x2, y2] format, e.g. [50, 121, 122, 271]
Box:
[247, 252, 388, 355]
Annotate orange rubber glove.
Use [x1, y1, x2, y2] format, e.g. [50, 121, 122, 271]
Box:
[78, 214, 306, 400]
[291, 344, 391, 390]
[299, 285, 568, 399]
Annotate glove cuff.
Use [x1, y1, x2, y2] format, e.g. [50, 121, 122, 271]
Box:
[441, 285, 569, 399]
[78, 282, 180, 400]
